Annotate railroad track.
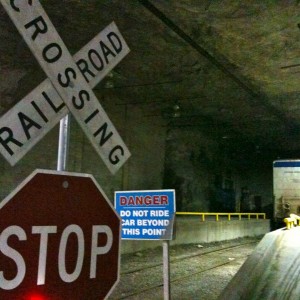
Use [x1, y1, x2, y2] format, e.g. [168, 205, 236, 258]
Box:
[111, 240, 259, 299]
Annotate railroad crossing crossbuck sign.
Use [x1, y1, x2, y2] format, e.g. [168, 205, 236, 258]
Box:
[0, 0, 131, 174]
[0, 169, 121, 299]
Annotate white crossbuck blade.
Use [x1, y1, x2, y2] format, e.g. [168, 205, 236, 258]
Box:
[0, 0, 130, 174]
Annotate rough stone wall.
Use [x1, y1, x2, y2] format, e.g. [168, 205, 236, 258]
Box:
[0, 2, 274, 213]
[124, 104, 167, 191]
[0, 93, 167, 204]
[238, 166, 273, 217]
[0, 94, 273, 214]
[163, 128, 239, 212]
[162, 128, 274, 214]
[0, 123, 59, 200]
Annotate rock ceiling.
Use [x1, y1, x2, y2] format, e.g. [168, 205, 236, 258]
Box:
[1, 0, 300, 165]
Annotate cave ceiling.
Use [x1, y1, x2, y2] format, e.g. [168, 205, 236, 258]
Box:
[1, 0, 300, 166]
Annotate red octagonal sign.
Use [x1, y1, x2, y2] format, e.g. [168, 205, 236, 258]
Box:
[0, 169, 121, 300]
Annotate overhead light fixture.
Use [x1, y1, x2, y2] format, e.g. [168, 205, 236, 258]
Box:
[255, 145, 261, 154]
[104, 72, 115, 88]
[172, 103, 181, 117]
[173, 104, 180, 111]
[105, 81, 114, 88]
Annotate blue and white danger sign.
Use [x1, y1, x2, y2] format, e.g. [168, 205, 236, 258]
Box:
[114, 190, 176, 240]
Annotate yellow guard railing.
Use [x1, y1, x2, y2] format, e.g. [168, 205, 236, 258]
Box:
[176, 212, 266, 221]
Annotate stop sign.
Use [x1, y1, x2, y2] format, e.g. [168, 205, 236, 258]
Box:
[0, 169, 121, 300]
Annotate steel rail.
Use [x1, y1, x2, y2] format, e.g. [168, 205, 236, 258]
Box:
[117, 241, 258, 299]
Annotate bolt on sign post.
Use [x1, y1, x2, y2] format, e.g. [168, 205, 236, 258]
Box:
[0, 169, 121, 300]
[0, 0, 130, 174]
[115, 190, 176, 300]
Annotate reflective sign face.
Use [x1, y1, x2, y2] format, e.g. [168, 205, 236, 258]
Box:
[0, 22, 130, 169]
[115, 190, 176, 240]
[0, 170, 121, 300]
[0, 0, 131, 174]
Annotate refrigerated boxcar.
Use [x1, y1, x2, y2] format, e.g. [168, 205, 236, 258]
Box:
[273, 160, 300, 226]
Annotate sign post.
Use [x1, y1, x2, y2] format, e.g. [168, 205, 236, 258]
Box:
[0, 2, 128, 298]
[163, 240, 171, 300]
[57, 113, 70, 171]
[0, 169, 121, 299]
[115, 190, 175, 299]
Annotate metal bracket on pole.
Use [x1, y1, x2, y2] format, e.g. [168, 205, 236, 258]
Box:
[57, 114, 70, 171]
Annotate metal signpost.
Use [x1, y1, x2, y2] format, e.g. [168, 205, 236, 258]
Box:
[57, 113, 71, 171]
[0, 169, 121, 299]
[0, 0, 130, 174]
[0, 1, 132, 299]
[115, 190, 176, 299]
